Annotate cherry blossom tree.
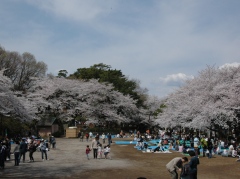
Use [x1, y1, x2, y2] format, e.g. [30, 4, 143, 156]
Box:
[155, 65, 240, 134]
[17, 76, 140, 126]
[140, 95, 162, 124]
[0, 69, 30, 120]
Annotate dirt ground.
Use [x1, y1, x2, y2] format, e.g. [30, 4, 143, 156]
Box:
[1, 137, 240, 179]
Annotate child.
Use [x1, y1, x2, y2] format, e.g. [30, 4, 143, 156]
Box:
[86, 145, 91, 160]
[104, 145, 111, 159]
[97, 143, 102, 159]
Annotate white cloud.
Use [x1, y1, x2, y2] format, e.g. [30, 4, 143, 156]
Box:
[1, 0, 240, 98]
[160, 73, 194, 86]
[26, 0, 116, 22]
[219, 62, 240, 69]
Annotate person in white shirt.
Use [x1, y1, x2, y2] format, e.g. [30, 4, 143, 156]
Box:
[102, 133, 105, 144]
[104, 145, 111, 159]
[89, 132, 93, 139]
[193, 136, 200, 156]
[97, 144, 102, 159]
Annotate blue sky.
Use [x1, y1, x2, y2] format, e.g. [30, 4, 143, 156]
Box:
[1, 0, 240, 97]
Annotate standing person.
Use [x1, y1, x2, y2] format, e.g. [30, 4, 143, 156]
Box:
[102, 133, 105, 144]
[28, 141, 36, 162]
[5, 138, 11, 161]
[107, 133, 112, 146]
[51, 136, 56, 149]
[200, 137, 207, 157]
[1, 140, 8, 161]
[207, 138, 213, 159]
[0, 142, 6, 169]
[97, 143, 103, 159]
[85, 132, 89, 142]
[166, 157, 188, 179]
[78, 131, 81, 141]
[86, 145, 91, 160]
[80, 132, 84, 142]
[91, 137, 98, 159]
[89, 132, 93, 139]
[104, 145, 111, 159]
[49, 134, 52, 148]
[19, 139, 28, 163]
[45, 140, 50, 160]
[188, 150, 200, 179]
[193, 136, 199, 157]
[40, 139, 48, 161]
[13, 141, 20, 166]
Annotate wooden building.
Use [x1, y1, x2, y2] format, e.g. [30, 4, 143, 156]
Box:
[37, 117, 59, 137]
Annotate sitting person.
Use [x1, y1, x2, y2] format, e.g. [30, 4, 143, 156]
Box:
[232, 149, 238, 158]
[228, 145, 234, 157]
[175, 144, 179, 151]
[178, 145, 183, 152]
[222, 149, 228, 157]
[163, 139, 168, 145]
[152, 142, 163, 152]
[182, 147, 189, 154]
[143, 143, 148, 150]
[136, 136, 144, 147]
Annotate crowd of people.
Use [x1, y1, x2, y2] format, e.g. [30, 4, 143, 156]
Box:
[1, 130, 114, 167]
[78, 131, 113, 160]
[132, 131, 240, 179]
[0, 135, 57, 169]
[134, 131, 240, 160]
[78, 131, 112, 146]
[1, 129, 239, 179]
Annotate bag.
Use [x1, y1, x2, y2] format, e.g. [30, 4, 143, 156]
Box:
[181, 163, 190, 177]
[206, 149, 209, 154]
[32, 145, 37, 152]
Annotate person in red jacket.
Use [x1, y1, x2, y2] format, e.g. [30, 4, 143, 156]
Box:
[85, 133, 89, 142]
[86, 145, 91, 160]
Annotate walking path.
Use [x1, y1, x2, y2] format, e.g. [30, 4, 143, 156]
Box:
[0, 138, 131, 178]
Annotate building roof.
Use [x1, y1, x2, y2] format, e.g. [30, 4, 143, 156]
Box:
[37, 116, 57, 127]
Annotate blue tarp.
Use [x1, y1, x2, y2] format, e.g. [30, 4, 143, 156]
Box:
[115, 141, 138, 145]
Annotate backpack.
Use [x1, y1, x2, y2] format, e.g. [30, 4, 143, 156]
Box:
[181, 163, 190, 177]
[32, 145, 37, 152]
